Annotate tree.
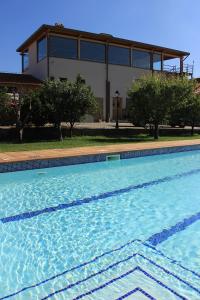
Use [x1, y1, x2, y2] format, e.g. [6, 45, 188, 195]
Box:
[128, 74, 172, 139]
[11, 91, 35, 143]
[38, 80, 69, 141]
[0, 89, 15, 126]
[186, 94, 200, 135]
[128, 74, 197, 139]
[64, 74, 96, 137]
[168, 78, 200, 135]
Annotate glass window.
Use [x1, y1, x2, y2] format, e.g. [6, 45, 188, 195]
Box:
[132, 49, 151, 69]
[80, 40, 105, 63]
[153, 53, 162, 71]
[37, 37, 47, 62]
[49, 36, 77, 59]
[108, 46, 130, 66]
[22, 51, 29, 71]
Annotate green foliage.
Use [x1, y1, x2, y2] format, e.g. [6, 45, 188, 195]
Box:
[128, 74, 172, 138]
[128, 74, 198, 139]
[0, 89, 16, 126]
[63, 74, 96, 136]
[33, 75, 96, 139]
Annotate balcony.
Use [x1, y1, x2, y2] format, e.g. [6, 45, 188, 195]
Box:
[163, 63, 194, 76]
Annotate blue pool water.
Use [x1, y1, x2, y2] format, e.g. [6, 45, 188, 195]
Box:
[1, 150, 200, 299]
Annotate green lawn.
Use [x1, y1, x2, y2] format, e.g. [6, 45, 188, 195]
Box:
[0, 134, 200, 152]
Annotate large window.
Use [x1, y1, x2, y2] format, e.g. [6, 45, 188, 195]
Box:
[49, 36, 77, 59]
[108, 46, 130, 66]
[80, 40, 105, 63]
[37, 37, 47, 62]
[153, 53, 162, 71]
[22, 50, 29, 71]
[132, 49, 151, 69]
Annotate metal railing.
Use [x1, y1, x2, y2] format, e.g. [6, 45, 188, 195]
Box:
[163, 64, 194, 75]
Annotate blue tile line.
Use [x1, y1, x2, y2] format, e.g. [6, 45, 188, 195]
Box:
[2, 167, 200, 224]
[143, 241, 200, 279]
[71, 266, 187, 300]
[147, 211, 200, 246]
[42, 250, 200, 299]
[1, 238, 199, 300]
[41, 254, 139, 299]
[138, 254, 200, 295]
[0, 239, 140, 300]
[116, 287, 157, 300]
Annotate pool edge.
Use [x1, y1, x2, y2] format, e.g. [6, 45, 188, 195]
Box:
[1, 143, 200, 173]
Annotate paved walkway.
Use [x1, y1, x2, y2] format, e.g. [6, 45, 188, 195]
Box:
[0, 139, 200, 164]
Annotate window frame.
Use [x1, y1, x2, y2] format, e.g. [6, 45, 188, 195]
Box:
[132, 48, 151, 70]
[49, 35, 78, 60]
[22, 50, 29, 71]
[153, 52, 162, 71]
[108, 45, 130, 66]
[80, 39, 106, 63]
[37, 36, 47, 63]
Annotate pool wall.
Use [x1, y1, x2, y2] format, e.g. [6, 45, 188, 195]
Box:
[1, 144, 200, 173]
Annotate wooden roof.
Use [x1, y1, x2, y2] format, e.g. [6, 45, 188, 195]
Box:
[0, 73, 42, 85]
[16, 24, 190, 58]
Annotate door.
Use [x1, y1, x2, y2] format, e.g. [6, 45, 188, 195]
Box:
[112, 97, 123, 120]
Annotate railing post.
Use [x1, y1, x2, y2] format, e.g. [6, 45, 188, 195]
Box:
[180, 56, 184, 74]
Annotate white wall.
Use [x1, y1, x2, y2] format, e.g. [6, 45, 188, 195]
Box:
[49, 57, 151, 119]
[108, 65, 151, 118]
[49, 58, 107, 117]
[24, 41, 47, 80]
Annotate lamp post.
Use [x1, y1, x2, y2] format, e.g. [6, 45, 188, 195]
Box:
[115, 90, 120, 129]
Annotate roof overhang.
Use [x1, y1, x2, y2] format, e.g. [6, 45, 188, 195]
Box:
[0, 73, 42, 85]
[16, 24, 190, 58]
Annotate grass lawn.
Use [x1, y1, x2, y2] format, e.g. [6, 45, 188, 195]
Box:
[0, 134, 200, 152]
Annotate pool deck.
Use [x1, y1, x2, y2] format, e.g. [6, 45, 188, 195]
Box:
[0, 139, 200, 164]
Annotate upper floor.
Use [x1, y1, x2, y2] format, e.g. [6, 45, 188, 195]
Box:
[17, 24, 193, 80]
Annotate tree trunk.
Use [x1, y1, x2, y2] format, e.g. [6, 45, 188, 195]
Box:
[58, 123, 63, 141]
[154, 122, 159, 140]
[69, 123, 73, 138]
[149, 124, 154, 136]
[191, 122, 195, 136]
[19, 128, 23, 143]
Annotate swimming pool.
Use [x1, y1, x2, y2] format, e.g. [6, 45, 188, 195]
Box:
[1, 150, 200, 299]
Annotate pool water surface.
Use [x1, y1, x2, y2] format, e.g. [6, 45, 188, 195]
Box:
[1, 150, 200, 299]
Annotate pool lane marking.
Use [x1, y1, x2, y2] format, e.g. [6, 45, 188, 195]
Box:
[0, 240, 140, 300]
[2, 167, 200, 224]
[41, 253, 200, 299]
[1, 238, 200, 300]
[115, 287, 157, 300]
[147, 211, 200, 246]
[70, 266, 187, 300]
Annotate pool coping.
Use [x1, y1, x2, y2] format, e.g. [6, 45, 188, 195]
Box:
[1, 139, 200, 173]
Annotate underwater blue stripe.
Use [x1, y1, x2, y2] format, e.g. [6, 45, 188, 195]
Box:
[42, 251, 200, 299]
[138, 254, 200, 295]
[145, 241, 200, 279]
[42, 254, 139, 299]
[2, 167, 200, 224]
[147, 211, 200, 246]
[116, 287, 157, 300]
[1, 238, 200, 299]
[0, 239, 140, 300]
[71, 266, 187, 300]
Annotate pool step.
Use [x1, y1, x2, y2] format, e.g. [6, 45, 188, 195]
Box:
[3, 240, 200, 300]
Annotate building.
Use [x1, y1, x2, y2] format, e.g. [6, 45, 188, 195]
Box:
[4, 24, 194, 121]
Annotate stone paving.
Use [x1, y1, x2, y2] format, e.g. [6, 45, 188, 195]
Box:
[0, 139, 200, 164]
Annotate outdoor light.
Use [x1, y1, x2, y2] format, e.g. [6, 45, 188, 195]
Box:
[115, 90, 120, 129]
[115, 90, 120, 97]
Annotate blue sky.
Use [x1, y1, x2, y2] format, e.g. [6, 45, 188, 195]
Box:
[0, 0, 200, 76]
